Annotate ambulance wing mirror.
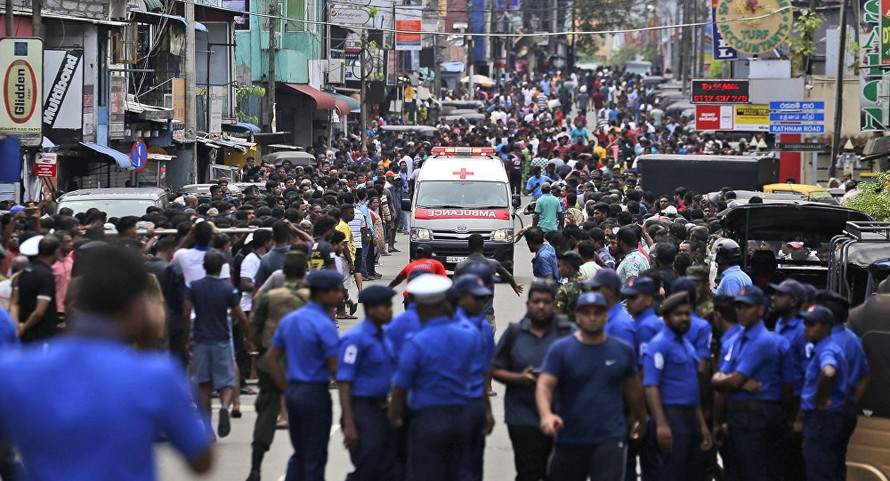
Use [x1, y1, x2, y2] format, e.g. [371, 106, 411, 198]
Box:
[512, 195, 522, 208]
[401, 198, 412, 212]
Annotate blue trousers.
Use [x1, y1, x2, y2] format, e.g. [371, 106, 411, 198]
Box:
[838, 403, 858, 481]
[406, 406, 471, 481]
[803, 410, 846, 481]
[548, 439, 627, 481]
[641, 408, 704, 481]
[345, 398, 399, 481]
[725, 401, 785, 481]
[284, 382, 331, 481]
[460, 397, 487, 481]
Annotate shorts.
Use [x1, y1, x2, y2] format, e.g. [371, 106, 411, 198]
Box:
[192, 341, 236, 390]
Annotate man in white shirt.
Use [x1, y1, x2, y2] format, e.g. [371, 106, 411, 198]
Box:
[173, 221, 230, 284]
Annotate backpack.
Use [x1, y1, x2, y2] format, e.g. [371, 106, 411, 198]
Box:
[500, 314, 574, 361]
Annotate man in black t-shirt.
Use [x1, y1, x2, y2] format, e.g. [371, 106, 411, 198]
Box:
[15, 235, 62, 343]
[309, 215, 338, 272]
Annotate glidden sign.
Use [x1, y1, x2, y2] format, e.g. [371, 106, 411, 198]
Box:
[0, 38, 43, 146]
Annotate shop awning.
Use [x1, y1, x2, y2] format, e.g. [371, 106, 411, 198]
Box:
[80, 142, 133, 170]
[283, 84, 337, 110]
[132, 11, 207, 31]
[326, 92, 360, 115]
[223, 122, 261, 132]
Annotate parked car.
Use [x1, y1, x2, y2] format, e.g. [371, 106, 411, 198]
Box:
[55, 188, 168, 218]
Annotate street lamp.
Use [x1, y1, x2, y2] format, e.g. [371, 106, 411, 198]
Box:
[835, 139, 861, 172]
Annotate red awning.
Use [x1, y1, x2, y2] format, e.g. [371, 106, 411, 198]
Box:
[283, 83, 337, 110]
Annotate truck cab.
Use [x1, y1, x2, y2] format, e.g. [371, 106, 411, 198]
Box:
[404, 147, 516, 273]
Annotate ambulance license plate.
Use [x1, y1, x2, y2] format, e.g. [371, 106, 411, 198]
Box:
[446, 256, 467, 264]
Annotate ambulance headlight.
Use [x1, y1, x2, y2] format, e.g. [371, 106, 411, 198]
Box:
[492, 228, 513, 242]
[411, 228, 432, 241]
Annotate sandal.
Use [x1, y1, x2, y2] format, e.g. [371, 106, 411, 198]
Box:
[348, 300, 358, 316]
[240, 386, 256, 395]
[231, 409, 243, 418]
[276, 420, 288, 430]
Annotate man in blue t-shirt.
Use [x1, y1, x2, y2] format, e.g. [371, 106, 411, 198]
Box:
[184, 250, 248, 439]
[537, 291, 647, 481]
[525, 166, 552, 200]
[533, 184, 562, 233]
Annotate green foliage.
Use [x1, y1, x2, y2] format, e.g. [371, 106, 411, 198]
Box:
[709, 61, 724, 78]
[843, 172, 890, 221]
[607, 44, 640, 69]
[786, 9, 824, 76]
[235, 85, 265, 125]
[572, 0, 645, 55]
[847, 41, 860, 75]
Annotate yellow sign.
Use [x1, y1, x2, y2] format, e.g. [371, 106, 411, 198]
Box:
[714, 0, 792, 55]
[734, 104, 770, 132]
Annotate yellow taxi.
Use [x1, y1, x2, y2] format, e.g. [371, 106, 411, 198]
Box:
[763, 183, 836, 204]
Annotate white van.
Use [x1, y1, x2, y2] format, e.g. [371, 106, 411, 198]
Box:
[404, 147, 519, 273]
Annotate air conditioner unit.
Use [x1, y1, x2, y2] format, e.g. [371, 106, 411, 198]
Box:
[328, 59, 345, 84]
[163, 94, 173, 109]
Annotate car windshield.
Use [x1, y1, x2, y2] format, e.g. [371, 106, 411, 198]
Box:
[416, 181, 509, 209]
[60, 199, 157, 218]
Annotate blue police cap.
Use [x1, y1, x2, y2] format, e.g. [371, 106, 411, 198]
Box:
[620, 276, 657, 297]
[587, 268, 621, 289]
[358, 285, 397, 306]
[671, 277, 697, 304]
[734, 285, 768, 307]
[769, 279, 807, 302]
[576, 291, 608, 309]
[800, 305, 834, 325]
[452, 274, 493, 297]
[306, 269, 342, 290]
[660, 291, 691, 316]
[460, 261, 495, 284]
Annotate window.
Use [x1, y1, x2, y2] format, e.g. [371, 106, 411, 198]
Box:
[286, 0, 305, 32]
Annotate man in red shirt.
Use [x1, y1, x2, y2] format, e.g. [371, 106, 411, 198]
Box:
[388, 245, 446, 289]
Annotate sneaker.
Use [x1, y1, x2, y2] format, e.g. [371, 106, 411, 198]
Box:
[218, 408, 231, 438]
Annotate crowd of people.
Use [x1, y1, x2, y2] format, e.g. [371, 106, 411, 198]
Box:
[0, 65, 873, 481]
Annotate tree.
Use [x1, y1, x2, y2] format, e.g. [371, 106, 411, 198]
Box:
[843, 172, 890, 221]
[572, 0, 649, 58]
[607, 43, 640, 69]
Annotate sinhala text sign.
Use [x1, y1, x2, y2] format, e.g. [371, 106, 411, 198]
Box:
[0, 38, 43, 146]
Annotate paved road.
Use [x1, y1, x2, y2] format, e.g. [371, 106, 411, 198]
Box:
[157, 210, 538, 481]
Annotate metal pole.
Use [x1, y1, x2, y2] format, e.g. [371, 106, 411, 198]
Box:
[6, 0, 14, 36]
[30, 0, 40, 40]
[467, 0, 474, 98]
[327, 3, 333, 143]
[433, 28, 440, 100]
[361, 29, 367, 148]
[829, 0, 848, 179]
[185, 0, 197, 182]
[267, 2, 277, 132]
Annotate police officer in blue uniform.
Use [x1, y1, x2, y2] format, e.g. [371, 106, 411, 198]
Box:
[452, 274, 496, 481]
[588, 268, 637, 351]
[770, 278, 810, 481]
[266, 269, 342, 481]
[711, 285, 791, 481]
[797, 305, 848, 481]
[337, 285, 400, 481]
[385, 271, 428, 360]
[642, 292, 713, 481]
[815, 290, 871, 480]
[713, 239, 752, 297]
[388, 275, 481, 481]
[711, 294, 741, 481]
[537, 291, 648, 481]
[671, 277, 714, 366]
[0, 246, 213, 480]
[622, 276, 663, 362]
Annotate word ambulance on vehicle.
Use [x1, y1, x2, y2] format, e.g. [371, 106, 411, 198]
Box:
[402, 147, 520, 273]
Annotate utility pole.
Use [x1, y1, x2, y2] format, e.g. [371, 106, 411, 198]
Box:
[266, 2, 277, 132]
[433, 28, 440, 100]
[326, 2, 333, 142]
[31, 0, 40, 40]
[466, 0, 474, 98]
[829, 0, 849, 179]
[360, 29, 367, 148]
[6, 0, 14, 36]
[185, 0, 197, 182]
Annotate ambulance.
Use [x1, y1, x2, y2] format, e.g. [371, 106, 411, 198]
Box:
[403, 146, 520, 273]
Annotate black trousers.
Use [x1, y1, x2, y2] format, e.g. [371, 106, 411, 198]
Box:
[508, 425, 553, 481]
[232, 319, 250, 382]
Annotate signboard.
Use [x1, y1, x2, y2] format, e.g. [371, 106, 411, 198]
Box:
[34, 152, 57, 177]
[714, 0, 792, 55]
[109, 76, 126, 139]
[82, 84, 94, 142]
[691, 80, 749, 103]
[42, 50, 84, 146]
[386, 50, 397, 86]
[777, 142, 828, 152]
[330, 7, 371, 25]
[395, 8, 422, 51]
[883, 0, 890, 65]
[734, 104, 770, 131]
[859, 0, 888, 131]
[769, 124, 825, 134]
[769, 101, 825, 111]
[208, 86, 225, 138]
[695, 104, 734, 130]
[131, 141, 147, 172]
[769, 112, 825, 122]
[0, 38, 43, 146]
[711, 0, 738, 60]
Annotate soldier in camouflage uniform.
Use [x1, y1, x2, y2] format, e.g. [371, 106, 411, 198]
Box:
[688, 266, 714, 322]
[246, 251, 310, 481]
[555, 251, 591, 320]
